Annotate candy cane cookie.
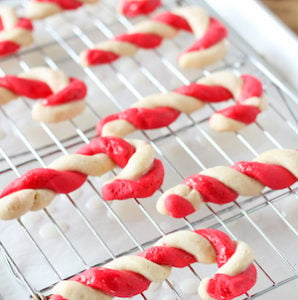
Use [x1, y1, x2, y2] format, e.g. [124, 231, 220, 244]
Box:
[24, 0, 100, 20]
[0, 137, 164, 220]
[51, 228, 257, 300]
[0, 67, 87, 123]
[119, 0, 161, 17]
[0, 6, 33, 57]
[157, 149, 298, 218]
[96, 70, 267, 137]
[80, 6, 228, 68]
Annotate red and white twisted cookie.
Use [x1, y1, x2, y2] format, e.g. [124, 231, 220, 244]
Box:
[80, 6, 228, 68]
[119, 0, 161, 17]
[0, 67, 87, 123]
[25, 0, 100, 20]
[96, 70, 267, 136]
[0, 136, 164, 220]
[157, 149, 298, 218]
[0, 7, 33, 57]
[51, 228, 257, 300]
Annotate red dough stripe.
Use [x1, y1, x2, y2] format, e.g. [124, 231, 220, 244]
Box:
[101, 159, 164, 200]
[232, 161, 297, 189]
[50, 296, 66, 300]
[16, 18, 34, 30]
[71, 268, 151, 297]
[76, 136, 135, 168]
[36, 0, 83, 10]
[0, 169, 87, 197]
[184, 174, 238, 205]
[96, 107, 180, 135]
[139, 246, 197, 267]
[152, 12, 193, 32]
[42, 77, 87, 106]
[115, 33, 163, 49]
[50, 229, 256, 299]
[207, 264, 257, 300]
[0, 76, 52, 99]
[120, 0, 161, 17]
[239, 74, 263, 101]
[216, 105, 261, 124]
[184, 18, 227, 52]
[114, 107, 179, 129]
[164, 194, 196, 218]
[174, 83, 233, 102]
[0, 41, 20, 57]
[85, 49, 119, 65]
[0, 74, 87, 107]
[195, 229, 236, 267]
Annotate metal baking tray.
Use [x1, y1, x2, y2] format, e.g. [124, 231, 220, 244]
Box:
[0, 0, 297, 299]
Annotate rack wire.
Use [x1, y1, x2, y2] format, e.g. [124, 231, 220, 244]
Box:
[0, 0, 297, 299]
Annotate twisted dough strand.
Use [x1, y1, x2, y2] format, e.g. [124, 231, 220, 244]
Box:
[0, 6, 33, 57]
[50, 228, 256, 300]
[0, 67, 87, 123]
[119, 0, 161, 17]
[25, 0, 100, 20]
[0, 136, 164, 220]
[80, 6, 228, 68]
[96, 70, 267, 136]
[157, 149, 298, 218]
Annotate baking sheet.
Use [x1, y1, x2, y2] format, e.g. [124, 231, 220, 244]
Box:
[0, 0, 297, 299]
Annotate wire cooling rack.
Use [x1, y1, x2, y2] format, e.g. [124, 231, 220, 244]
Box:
[0, 0, 297, 299]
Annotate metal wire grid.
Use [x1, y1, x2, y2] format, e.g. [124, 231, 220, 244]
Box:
[0, 0, 297, 299]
